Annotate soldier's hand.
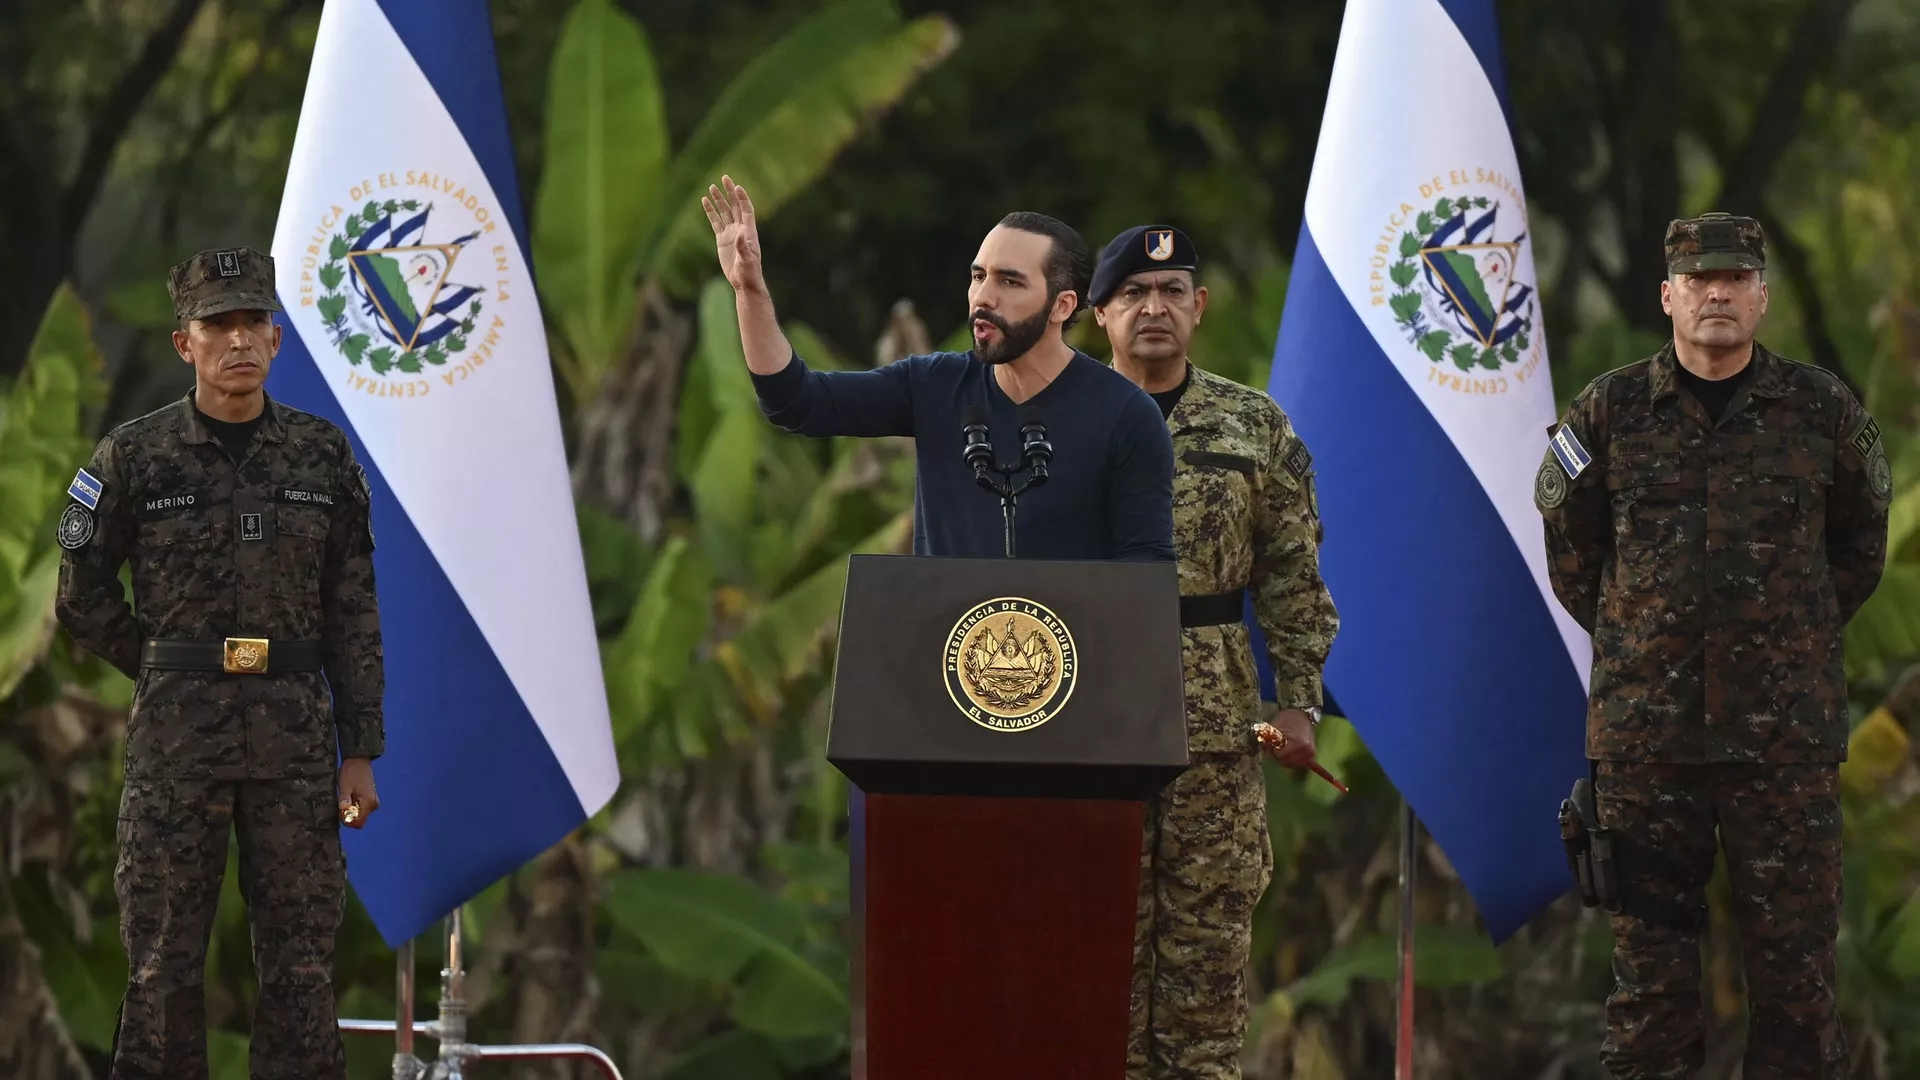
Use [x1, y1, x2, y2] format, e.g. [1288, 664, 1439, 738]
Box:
[1265, 709, 1319, 769]
[702, 175, 767, 295]
[338, 757, 379, 828]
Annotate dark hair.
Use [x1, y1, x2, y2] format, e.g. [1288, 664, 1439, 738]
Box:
[997, 211, 1093, 331]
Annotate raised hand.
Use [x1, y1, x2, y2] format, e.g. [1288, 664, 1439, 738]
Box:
[703, 175, 766, 294]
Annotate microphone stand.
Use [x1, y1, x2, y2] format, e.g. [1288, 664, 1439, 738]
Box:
[965, 411, 1051, 559]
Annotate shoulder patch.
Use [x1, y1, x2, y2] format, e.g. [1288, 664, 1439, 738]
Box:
[1868, 444, 1893, 502]
[1550, 425, 1592, 480]
[1848, 415, 1882, 462]
[351, 462, 376, 549]
[1535, 457, 1568, 509]
[1281, 438, 1313, 481]
[68, 468, 103, 509]
[57, 503, 94, 549]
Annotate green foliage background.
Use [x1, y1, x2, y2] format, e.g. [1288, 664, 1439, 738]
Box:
[1, 1, 1918, 1078]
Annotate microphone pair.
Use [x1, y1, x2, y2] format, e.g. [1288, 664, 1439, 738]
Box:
[962, 405, 1051, 491]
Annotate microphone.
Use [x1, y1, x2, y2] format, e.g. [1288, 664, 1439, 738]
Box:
[1018, 405, 1051, 488]
[961, 404, 995, 489]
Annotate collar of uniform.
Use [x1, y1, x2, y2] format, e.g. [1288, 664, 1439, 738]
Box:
[1167, 362, 1226, 436]
[177, 392, 214, 445]
[1745, 342, 1792, 400]
[174, 389, 291, 445]
[1648, 340, 1787, 401]
[1648, 342, 1681, 402]
[257, 393, 290, 443]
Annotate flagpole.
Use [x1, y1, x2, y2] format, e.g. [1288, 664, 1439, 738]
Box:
[1396, 801, 1417, 1079]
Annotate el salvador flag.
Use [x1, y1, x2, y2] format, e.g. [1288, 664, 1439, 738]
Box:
[266, 0, 617, 945]
[1263, 0, 1591, 941]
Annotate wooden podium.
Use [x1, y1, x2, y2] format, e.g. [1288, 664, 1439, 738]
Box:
[828, 555, 1189, 1079]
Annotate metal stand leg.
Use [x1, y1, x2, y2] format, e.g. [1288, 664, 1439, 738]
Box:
[1395, 803, 1418, 1080]
[396, 938, 419, 1079]
[341, 907, 625, 1079]
[434, 908, 471, 1076]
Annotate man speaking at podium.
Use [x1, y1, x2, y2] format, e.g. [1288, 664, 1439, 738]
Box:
[702, 175, 1175, 562]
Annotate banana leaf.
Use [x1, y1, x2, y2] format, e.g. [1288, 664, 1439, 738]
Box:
[532, 0, 669, 395]
[0, 283, 106, 700]
[647, 2, 960, 292]
[603, 867, 848, 1040]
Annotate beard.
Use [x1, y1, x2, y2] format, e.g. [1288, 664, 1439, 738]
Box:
[971, 302, 1053, 365]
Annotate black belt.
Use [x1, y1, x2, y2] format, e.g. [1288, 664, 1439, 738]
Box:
[141, 638, 324, 674]
[1179, 591, 1244, 628]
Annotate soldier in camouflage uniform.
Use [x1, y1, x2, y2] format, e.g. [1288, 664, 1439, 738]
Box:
[1095, 225, 1339, 1080]
[1535, 214, 1891, 1080]
[55, 247, 385, 1080]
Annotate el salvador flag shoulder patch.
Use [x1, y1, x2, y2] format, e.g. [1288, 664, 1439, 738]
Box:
[68, 467, 103, 509]
[1549, 425, 1592, 481]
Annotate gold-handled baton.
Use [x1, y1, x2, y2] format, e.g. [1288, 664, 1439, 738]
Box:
[1254, 722, 1350, 794]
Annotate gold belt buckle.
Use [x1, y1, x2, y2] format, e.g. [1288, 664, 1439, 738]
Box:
[223, 637, 270, 674]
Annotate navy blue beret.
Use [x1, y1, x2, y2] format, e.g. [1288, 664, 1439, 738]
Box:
[1089, 225, 1198, 306]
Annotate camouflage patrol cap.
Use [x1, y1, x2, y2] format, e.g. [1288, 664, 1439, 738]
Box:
[168, 246, 283, 322]
[1664, 212, 1765, 274]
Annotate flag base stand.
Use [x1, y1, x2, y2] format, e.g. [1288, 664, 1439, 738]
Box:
[340, 907, 625, 1079]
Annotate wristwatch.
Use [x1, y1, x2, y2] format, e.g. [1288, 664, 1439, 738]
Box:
[1302, 706, 1322, 728]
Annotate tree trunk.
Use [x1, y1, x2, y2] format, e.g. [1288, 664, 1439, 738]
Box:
[568, 281, 693, 547]
[0, 0, 209, 381]
[1597, 0, 1683, 334]
[504, 835, 599, 1080]
[0, 872, 93, 1080]
[0, 683, 126, 1078]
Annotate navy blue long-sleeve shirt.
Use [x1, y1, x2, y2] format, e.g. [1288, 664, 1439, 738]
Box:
[751, 349, 1175, 562]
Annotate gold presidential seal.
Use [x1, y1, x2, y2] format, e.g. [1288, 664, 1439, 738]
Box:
[943, 597, 1078, 732]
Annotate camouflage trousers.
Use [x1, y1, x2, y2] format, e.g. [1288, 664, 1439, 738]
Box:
[1128, 751, 1272, 1080]
[111, 774, 347, 1080]
[1595, 761, 1846, 1080]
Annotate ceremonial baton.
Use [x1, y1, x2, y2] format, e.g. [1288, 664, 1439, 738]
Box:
[1253, 722, 1349, 794]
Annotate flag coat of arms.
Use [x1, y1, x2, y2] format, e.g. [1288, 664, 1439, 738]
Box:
[266, 0, 617, 945]
[1266, 0, 1592, 940]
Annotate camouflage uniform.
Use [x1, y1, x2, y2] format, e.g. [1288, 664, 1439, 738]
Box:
[55, 248, 383, 1080]
[1536, 215, 1889, 1080]
[1128, 364, 1337, 1080]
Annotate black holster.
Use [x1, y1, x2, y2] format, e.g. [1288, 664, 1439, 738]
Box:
[1558, 774, 1620, 913]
